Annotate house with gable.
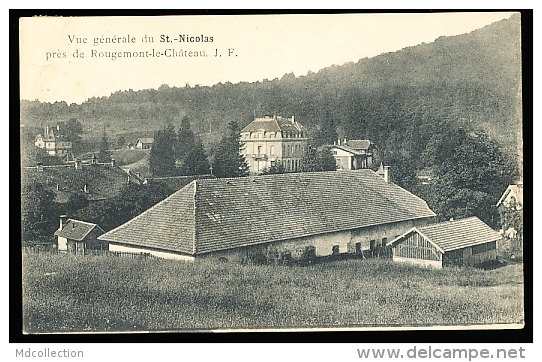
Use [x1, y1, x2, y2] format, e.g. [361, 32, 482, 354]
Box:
[135, 138, 154, 149]
[34, 125, 72, 157]
[98, 169, 436, 263]
[240, 116, 309, 173]
[54, 216, 107, 255]
[327, 138, 374, 170]
[387, 216, 501, 268]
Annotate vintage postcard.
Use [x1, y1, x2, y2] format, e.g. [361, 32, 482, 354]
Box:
[20, 12, 524, 333]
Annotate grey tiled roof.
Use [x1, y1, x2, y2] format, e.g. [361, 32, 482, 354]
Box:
[22, 164, 133, 203]
[241, 116, 304, 133]
[389, 217, 501, 252]
[345, 140, 373, 151]
[99, 170, 436, 255]
[54, 219, 105, 241]
[418, 217, 501, 252]
[137, 138, 155, 144]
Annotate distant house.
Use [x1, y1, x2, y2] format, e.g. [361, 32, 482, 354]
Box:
[327, 139, 374, 170]
[387, 217, 501, 269]
[99, 169, 436, 263]
[497, 182, 523, 210]
[54, 216, 107, 255]
[136, 138, 154, 149]
[240, 116, 309, 173]
[34, 125, 72, 157]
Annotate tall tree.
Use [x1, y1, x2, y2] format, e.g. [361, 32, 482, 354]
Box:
[149, 124, 177, 176]
[314, 112, 338, 148]
[181, 137, 210, 176]
[97, 129, 111, 163]
[21, 180, 58, 243]
[175, 116, 196, 160]
[413, 127, 518, 226]
[316, 146, 338, 172]
[212, 121, 249, 178]
[300, 145, 337, 172]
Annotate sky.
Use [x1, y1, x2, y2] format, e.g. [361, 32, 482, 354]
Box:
[19, 12, 515, 104]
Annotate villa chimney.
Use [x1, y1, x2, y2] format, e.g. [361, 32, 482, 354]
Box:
[56, 124, 60, 131]
[383, 166, 391, 184]
[45, 125, 49, 135]
[83, 183, 89, 193]
[91, 155, 97, 164]
[59, 215, 67, 231]
[337, 138, 341, 146]
[75, 159, 81, 169]
[343, 137, 348, 145]
[110, 159, 116, 167]
[36, 162, 43, 172]
[291, 115, 295, 124]
[56, 183, 60, 191]
[136, 172, 141, 179]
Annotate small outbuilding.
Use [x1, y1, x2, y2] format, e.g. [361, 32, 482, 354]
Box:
[54, 216, 107, 255]
[387, 217, 501, 268]
[135, 138, 154, 150]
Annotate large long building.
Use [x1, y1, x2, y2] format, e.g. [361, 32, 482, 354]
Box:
[240, 116, 309, 173]
[98, 169, 436, 263]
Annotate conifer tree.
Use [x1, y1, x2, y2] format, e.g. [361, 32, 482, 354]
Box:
[212, 121, 249, 178]
[182, 137, 210, 176]
[98, 128, 111, 163]
[149, 123, 177, 176]
[175, 116, 196, 160]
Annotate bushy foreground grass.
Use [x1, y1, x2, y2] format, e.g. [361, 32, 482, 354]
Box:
[22, 255, 524, 332]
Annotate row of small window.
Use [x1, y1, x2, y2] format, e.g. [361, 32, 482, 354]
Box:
[245, 131, 306, 139]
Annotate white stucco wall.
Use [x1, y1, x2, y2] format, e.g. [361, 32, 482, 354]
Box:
[270, 230, 352, 257]
[348, 220, 427, 253]
[57, 237, 67, 251]
[109, 243, 195, 261]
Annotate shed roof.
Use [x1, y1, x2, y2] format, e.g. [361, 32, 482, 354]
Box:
[388, 216, 501, 252]
[99, 169, 436, 255]
[328, 144, 366, 156]
[54, 219, 105, 241]
[137, 138, 155, 144]
[345, 140, 373, 151]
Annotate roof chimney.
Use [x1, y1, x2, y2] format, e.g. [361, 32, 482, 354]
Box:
[83, 183, 89, 193]
[291, 115, 295, 124]
[75, 159, 82, 169]
[383, 166, 391, 184]
[110, 159, 116, 167]
[36, 162, 44, 172]
[57, 124, 60, 131]
[343, 137, 347, 145]
[59, 215, 68, 231]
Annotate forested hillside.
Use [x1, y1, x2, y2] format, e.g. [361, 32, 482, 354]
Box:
[21, 14, 522, 226]
[21, 15, 521, 151]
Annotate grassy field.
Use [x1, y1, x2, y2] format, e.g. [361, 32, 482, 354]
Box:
[22, 255, 524, 332]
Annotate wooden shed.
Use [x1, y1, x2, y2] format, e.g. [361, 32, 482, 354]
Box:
[54, 217, 107, 255]
[387, 217, 501, 268]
